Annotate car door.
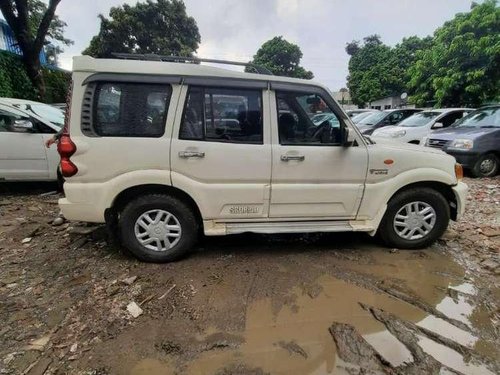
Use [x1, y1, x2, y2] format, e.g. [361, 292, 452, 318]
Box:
[170, 83, 272, 220]
[269, 89, 368, 219]
[0, 105, 49, 181]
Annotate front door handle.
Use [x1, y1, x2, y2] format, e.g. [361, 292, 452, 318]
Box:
[179, 151, 205, 158]
[281, 155, 305, 162]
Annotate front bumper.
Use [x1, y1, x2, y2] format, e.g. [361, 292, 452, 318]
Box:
[443, 149, 479, 169]
[451, 181, 468, 220]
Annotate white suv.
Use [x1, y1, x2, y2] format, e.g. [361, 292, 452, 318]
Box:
[58, 55, 468, 262]
[372, 108, 471, 144]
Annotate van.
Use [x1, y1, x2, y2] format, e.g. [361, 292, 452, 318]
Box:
[59, 55, 467, 262]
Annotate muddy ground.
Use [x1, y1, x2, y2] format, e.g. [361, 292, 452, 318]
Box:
[0, 177, 499, 375]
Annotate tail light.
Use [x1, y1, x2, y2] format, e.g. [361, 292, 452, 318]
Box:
[58, 134, 78, 177]
[58, 80, 78, 177]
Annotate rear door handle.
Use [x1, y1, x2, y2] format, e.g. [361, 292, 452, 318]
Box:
[281, 155, 305, 162]
[179, 151, 205, 158]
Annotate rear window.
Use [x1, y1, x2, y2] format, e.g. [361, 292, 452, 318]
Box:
[92, 82, 171, 137]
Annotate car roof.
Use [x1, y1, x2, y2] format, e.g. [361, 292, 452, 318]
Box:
[73, 56, 326, 89]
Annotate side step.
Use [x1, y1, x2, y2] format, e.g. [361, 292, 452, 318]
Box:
[204, 220, 369, 236]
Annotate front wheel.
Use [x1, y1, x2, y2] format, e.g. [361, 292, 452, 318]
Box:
[119, 194, 199, 262]
[378, 188, 450, 249]
[472, 153, 499, 178]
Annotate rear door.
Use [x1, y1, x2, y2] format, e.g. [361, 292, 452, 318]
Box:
[0, 105, 50, 180]
[171, 84, 272, 220]
[269, 89, 368, 219]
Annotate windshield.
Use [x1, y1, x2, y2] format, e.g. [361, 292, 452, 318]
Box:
[452, 107, 500, 128]
[13, 103, 64, 127]
[357, 111, 387, 126]
[399, 112, 440, 127]
[351, 112, 376, 123]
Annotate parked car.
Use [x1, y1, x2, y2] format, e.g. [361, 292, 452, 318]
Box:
[423, 105, 500, 177]
[372, 108, 472, 144]
[351, 110, 379, 124]
[355, 108, 422, 135]
[59, 55, 467, 262]
[346, 109, 376, 118]
[0, 98, 63, 182]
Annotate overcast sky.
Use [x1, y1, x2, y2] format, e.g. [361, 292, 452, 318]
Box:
[55, 0, 473, 90]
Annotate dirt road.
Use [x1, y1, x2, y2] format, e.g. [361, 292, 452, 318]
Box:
[0, 177, 499, 375]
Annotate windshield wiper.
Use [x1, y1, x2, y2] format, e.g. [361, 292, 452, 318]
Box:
[480, 125, 497, 128]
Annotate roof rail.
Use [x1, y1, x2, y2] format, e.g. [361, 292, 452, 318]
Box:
[110, 53, 273, 75]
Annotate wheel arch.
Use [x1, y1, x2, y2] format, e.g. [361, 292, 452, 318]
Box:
[107, 184, 204, 229]
[388, 181, 458, 221]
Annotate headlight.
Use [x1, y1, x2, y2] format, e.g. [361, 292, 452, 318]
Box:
[450, 139, 473, 150]
[391, 130, 406, 138]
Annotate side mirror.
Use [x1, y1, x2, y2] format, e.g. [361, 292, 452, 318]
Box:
[432, 122, 443, 129]
[342, 127, 354, 146]
[13, 119, 34, 131]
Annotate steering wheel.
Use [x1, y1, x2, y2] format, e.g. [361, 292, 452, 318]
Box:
[311, 121, 331, 142]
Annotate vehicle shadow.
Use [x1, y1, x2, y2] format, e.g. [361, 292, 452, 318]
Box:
[0, 181, 59, 195]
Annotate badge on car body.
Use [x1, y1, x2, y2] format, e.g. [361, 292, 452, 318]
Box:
[370, 169, 389, 175]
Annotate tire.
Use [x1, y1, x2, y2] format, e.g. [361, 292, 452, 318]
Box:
[119, 194, 199, 262]
[471, 153, 499, 178]
[378, 188, 450, 249]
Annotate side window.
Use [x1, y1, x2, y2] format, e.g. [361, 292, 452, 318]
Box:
[0, 109, 31, 133]
[386, 111, 403, 124]
[440, 111, 465, 127]
[276, 91, 342, 145]
[93, 82, 171, 137]
[180, 86, 263, 144]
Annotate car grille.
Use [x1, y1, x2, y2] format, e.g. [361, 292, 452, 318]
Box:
[427, 139, 449, 149]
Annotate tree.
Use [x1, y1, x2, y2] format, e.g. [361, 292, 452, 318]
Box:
[409, 0, 500, 107]
[83, 0, 200, 58]
[246, 36, 313, 79]
[0, 0, 72, 100]
[345, 34, 430, 107]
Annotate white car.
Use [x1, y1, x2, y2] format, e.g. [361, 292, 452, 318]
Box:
[0, 98, 64, 182]
[58, 55, 467, 262]
[372, 108, 471, 144]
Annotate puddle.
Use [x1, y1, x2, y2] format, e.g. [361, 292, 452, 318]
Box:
[130, 358, 175, 375]
[436, 295, 474, 327]
[120, 249, 496, 375]
[417, 335, 495, 375]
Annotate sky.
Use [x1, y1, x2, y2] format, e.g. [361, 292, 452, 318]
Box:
[54, 0, 474, 90]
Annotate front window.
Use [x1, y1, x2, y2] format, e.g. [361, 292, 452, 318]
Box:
[399, 112, 440, 127]
[276, 91, 342, 145]
[452, 107, 500, 128]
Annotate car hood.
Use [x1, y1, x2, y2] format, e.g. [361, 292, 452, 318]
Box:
[372, 137, 445, 155]
[429, 126, 499, 141]
[374, 126, 406, 135]
[356, 124, 374, 133]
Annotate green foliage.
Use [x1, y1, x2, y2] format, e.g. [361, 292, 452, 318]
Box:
[409, 0, 500, 107]
[346, 34, 425, 107]
[246, 36, 313, 79]
[0, 51, 70, 103]
[83, 0, 200, 58]
[28, 0, 73, 50]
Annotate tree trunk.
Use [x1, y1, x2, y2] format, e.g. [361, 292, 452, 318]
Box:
[22, 52, 46, 101]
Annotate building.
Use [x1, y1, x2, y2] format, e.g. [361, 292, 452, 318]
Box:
[331, 89, 357, 109]
[369, 94, 415, 110]
[0, 19, 53, 65]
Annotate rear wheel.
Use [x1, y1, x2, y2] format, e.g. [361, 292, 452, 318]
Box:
[471, 153, 498, 177]
[119, 194, 198, 262]
[378, 188, 450, 249]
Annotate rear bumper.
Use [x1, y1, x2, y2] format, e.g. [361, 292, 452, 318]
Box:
[452, 181, 468, 220]
[59, 197, 106, 222]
